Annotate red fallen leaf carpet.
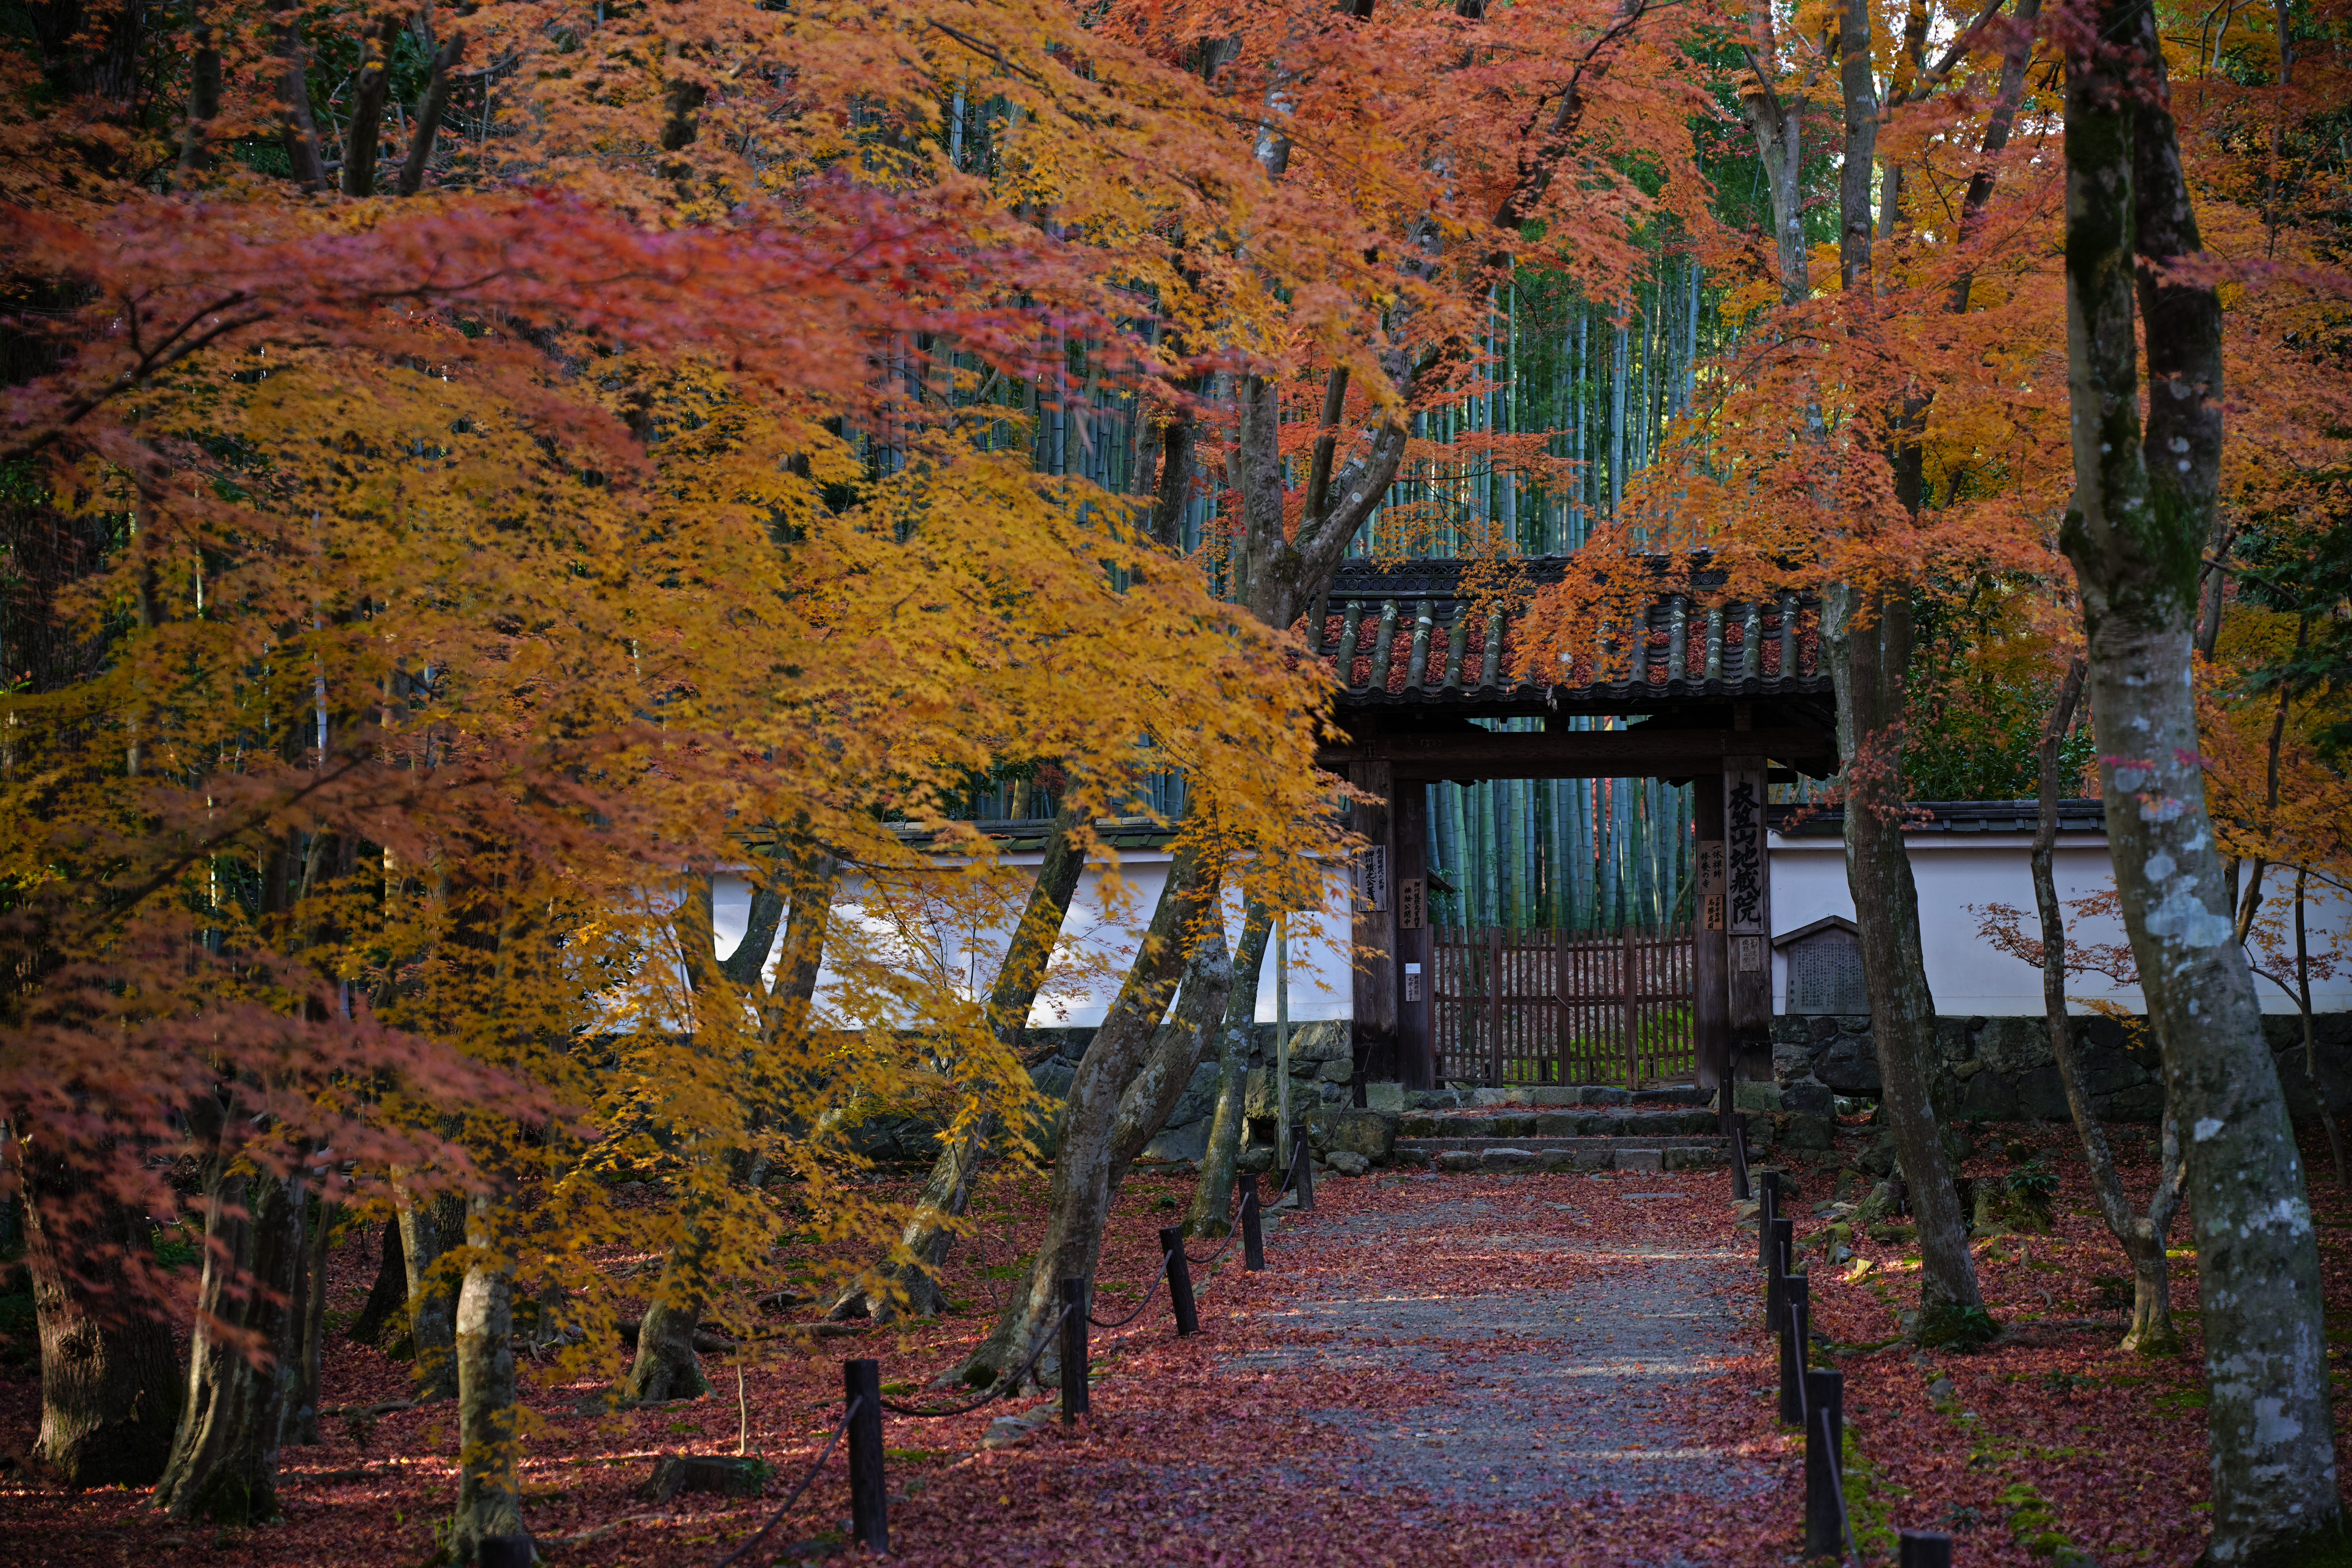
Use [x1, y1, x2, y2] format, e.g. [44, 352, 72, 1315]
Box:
[4, 1118, 2349, 1566]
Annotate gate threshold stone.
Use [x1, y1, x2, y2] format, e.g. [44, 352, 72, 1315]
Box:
[1411, 1136, 1725, 1172]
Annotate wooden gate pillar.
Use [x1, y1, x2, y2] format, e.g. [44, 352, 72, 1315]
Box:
[1394, 782, 1434, 1089]
[1724, 757, 1773, 1082]
[1693, 772, 1729, 1092]
[1350, 759, 1400, 1086]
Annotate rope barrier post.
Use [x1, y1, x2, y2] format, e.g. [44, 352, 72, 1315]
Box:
[1240, 1174, 1265, 1271]
[1059, 1278, 1089, 1426]
[1804, 1368, 1845, 1558]
[1730, 1114, 1752, 1201]
[479, 1536, 533, 1568]
[1757, 1169, 1779, 1269]
[843, 1359, 887, 1553]
[1898, 1529, 1954, 1567]
[1290, 1121, 1314, 1210]
[1160, 1227, 1198, 1337]
[1766, 1216, 1793, 1333]
[1778, 1271, 1809, 1424]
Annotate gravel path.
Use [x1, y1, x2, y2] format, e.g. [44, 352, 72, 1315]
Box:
[1232, 1174, 1776, 1512]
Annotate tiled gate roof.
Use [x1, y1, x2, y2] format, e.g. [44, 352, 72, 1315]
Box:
[1312, 556, 1830, 714]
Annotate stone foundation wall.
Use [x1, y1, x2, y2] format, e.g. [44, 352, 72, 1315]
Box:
[1765, 1010, 2352, 1123]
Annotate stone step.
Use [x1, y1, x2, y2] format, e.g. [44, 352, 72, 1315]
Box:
[1394, 1134, 1731, 1174]
[1399, 1108, 1723, 1140]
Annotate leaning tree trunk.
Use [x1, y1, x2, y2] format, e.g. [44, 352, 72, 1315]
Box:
[18, 1143, 179, 1487]
[2031, 658, 2186, 1354]
[154, 1155, 307, 1524]
[1827, 584, 1986, 1338]
[958, 840, 1223, 1388]
[448, 1197, 524, 1562]
[1184, 898, 1273, 1238]
[347, 1216, 408, 1348]
[832, 797, 1089, 1322]
[2060, 3, 2341, 1554]
[394, 1181, 465, 1401]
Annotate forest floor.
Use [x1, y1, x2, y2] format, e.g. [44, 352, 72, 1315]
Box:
[3, 1116, 2351, 1566]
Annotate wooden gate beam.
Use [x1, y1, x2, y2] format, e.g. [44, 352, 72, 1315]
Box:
[1319, 728, 1833, 780]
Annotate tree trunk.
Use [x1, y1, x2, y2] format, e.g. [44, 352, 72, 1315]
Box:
[347, 1217, 407, 1347]
[265, 0, 327, 191]
[286, 1197, 337, 1444]
[154, 1151, 306, 1524]
[959, 840, 1221, 1387]
[2060, 2, 2342, 1552]
[396, 31, 466, 198]
[339, 16, 400, 197]
[18, 1144, 179, 1487]
[2032, 658, 2186, 1355]
[1185, 899, 1274, 1238]
[623, 848, 831, 1399]
[1828, 585, 1986, 1335]
[394, 1183, 464, 1401]
[172, 18, 221, 187]
[832, 799, 1089, 1322]
[622, 1221, 713, 1403]
[2294, 873, 2348, 1186]
[448, 1198, 524, 1562]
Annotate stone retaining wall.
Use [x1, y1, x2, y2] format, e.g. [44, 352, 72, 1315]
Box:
[1765, 1010, 2352, 1123]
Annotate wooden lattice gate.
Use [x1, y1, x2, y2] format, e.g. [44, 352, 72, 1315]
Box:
[1431, 924, 1696, 1089]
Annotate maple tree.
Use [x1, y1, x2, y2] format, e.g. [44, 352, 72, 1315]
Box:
[0, 0, 1363, 1544]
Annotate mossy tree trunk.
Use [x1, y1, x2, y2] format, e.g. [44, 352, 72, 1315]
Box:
[2031, 657, 2185, 1355]
[1184, 898, 1272, 1238]
[960, 840, 1227, 1388]
[2060, 4, 2342, 1553]
[18, 1141, 179, 1487]
[448, 1197, 524, 1562]
[393, 1182, 465, 1401]
[154, 1099, 306, 1524]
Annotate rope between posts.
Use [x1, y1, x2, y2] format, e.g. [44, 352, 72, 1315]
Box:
[1087, 1248, 1173, 1328]
[873, 1303, 1075, 1419]
[1183, 1226, 1238, 1266]
[1817, 1405, 1864, 1568]
[708, 1396, 857, 1568]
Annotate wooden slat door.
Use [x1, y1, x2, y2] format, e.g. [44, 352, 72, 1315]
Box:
[1431, 922, 1693, 1088]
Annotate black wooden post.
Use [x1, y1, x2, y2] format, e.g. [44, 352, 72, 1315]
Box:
[1778, 1272, 1809, 1424]
[1730, 1115, 1751, 1201]
[1898, 1529, 1954, 1567]
[1160, 1226, 1198, 1336]
[1059, 1278, 1089, 1425]
[844, 1357, 887, 1552]
[1290, 1122, 1314, 1209]
[1766, 1216, 1793, 1332]
[1804, 1367, 1845, 1557]
[1757, 1169, 1779, 1269]
[1240, 1174, 1265, 1271]
[478, 1537, 533, 1568]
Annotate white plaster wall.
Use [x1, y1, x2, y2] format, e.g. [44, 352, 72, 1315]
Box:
[712, 849, 1354, 1031]
[1767, 830, 2352, 1016]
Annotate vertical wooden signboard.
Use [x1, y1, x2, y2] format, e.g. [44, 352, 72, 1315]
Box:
[1394, 782, 1432, 1088]
[1723, 759, 1771, 1082]
[1693, 769, 1729, 1092]
[1352, 759, 1399, 1086]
